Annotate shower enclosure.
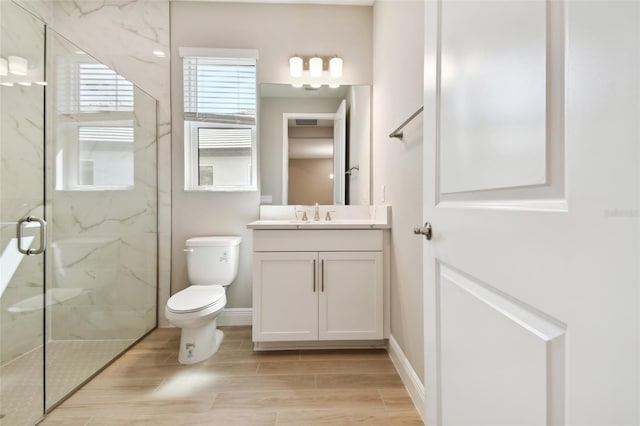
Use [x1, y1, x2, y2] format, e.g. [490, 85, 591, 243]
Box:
[0, 2, 158, 425]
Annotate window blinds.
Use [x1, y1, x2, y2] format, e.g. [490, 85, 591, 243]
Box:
[197, 128, 252, 149]
[183, 56, 256, 125]
[78, 64, 133, 112]
[56, 62, 133, 113]
[79, 126, 134, 144]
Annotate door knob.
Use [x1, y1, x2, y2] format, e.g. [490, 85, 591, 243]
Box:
[413, 222, 432, 240]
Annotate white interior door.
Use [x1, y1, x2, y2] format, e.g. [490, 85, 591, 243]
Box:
[422, 1, 639, 426]
[333, 99, 346, 204]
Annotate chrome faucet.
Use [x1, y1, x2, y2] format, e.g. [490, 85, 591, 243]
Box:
[295, 206, 308, 221]
[314, 203, 320, 221]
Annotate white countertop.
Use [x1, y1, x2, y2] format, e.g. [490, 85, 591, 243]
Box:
[247, 219, 390, 230]
[247, 205, 392, 230]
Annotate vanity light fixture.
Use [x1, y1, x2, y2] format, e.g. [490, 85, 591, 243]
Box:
[0, 57, 7, 76]
[289, 55, 343, 87]
[0, 82, 14, 87]
[8, 56, 27, 76]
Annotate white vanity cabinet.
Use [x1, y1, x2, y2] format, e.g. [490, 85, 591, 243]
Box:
[251, 229, 387, 344]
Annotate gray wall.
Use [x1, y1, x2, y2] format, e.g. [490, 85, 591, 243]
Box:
[372, 0, 425, 380]
[170, 2, 373, 307]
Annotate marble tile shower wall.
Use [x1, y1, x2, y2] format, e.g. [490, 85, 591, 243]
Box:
[18, 0, 172, 326]
[47, 85, 158, 340]
[0, 2, 46, 363]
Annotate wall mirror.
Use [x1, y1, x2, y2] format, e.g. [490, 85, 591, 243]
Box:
[259, 84, 371, 205]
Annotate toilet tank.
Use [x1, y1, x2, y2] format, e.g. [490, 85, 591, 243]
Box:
[185, 236, 241, 286]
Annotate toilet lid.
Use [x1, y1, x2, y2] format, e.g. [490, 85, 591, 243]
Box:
[167, 285, 225, 313]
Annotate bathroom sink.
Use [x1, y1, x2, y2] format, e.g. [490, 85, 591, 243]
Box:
[301, 220, 346, 224]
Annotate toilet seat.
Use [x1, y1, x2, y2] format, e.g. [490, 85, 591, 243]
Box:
[167, 285, 225, 314]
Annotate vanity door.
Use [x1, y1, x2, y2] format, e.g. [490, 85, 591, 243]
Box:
[318, 252, 383, 340]
[252, 252, 318, 342]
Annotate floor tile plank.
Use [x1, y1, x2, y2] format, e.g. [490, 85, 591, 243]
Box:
[40, 326, 423, 425]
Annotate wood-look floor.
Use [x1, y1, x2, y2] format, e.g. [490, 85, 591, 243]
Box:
[41, 326, 423, 425]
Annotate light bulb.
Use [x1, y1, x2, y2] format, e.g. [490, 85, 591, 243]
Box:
[8, 56, 27, 76]
[0, 57, 7, 77]
[309, 57, 323, 78]
[329, 57, 343, 78]
[289, 56, 303, 78]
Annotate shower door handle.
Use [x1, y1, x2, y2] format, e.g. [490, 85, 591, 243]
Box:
[17, 216, 47, 255]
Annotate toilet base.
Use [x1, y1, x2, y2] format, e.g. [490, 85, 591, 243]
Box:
[178, 319, 224, 364]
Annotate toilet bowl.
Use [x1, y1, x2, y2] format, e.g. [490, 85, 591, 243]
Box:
[165, 236, 241, 364]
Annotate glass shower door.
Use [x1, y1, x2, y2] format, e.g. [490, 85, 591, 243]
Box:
[43, 30, 158, 411]
[0, 4, 158, 422]
[0, 2, 47, 425]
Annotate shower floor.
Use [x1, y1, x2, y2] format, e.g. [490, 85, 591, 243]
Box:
[0, 339, 134, 426]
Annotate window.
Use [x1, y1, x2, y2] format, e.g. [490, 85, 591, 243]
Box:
[78, 126, 134, 187]
[181, 48, 258, 191]
[55, 57, 135, 190]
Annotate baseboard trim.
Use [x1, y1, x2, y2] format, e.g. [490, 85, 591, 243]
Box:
[387, 335, 425, 422]
[217, 308, 252, 326]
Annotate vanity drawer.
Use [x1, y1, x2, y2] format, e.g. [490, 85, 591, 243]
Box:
[253, 229, 383, 252]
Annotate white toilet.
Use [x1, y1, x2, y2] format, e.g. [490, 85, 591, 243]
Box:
[165, 236, 241, 364]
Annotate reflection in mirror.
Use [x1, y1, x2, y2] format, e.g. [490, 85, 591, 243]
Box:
[286, 115, 335, 205]
[259, 84, 370, 205]
[52, 48, 137, 190]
